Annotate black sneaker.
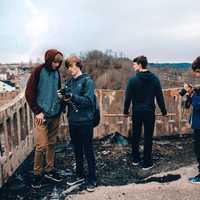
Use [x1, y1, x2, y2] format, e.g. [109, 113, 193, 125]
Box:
[86, 179, 97, 192]
[67, 175, 85, 186]
[189, 174, 200, 184]
[142, 162, 153, 171]
[132, 157, 141, 166]
[31, 175, 42, 189]
[44, 169, 63, 182]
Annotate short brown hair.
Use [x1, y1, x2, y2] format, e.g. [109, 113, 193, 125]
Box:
[133, 55, 148, 69]
[65, 56, 83, 70]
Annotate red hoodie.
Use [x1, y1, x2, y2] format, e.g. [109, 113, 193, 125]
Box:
[25, 49, 63, 115]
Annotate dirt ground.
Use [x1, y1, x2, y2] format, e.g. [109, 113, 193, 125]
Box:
[69, 165, 200, 200]
[0, 134, 197, 200]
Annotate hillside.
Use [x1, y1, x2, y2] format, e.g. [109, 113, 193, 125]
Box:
[59, 50, 197, 90]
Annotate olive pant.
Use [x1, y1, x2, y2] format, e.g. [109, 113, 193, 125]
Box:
[34, 117, 60, 175]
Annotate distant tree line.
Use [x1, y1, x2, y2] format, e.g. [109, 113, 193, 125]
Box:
[59, 50, 196, 90]
[149, 63, 191, 69]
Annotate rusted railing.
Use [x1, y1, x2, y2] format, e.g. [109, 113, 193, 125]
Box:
[92, 88, 192, 138]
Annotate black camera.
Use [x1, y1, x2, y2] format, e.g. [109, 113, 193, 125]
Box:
[179, 88, 187, 97]
[57, 86, 72, 99]
[57, 86, 78, 112]
[57, 88, 65, 95]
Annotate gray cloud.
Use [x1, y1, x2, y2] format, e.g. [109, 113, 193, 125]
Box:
[1, 0, 200, 62]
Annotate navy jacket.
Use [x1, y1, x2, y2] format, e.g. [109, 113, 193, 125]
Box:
[124, 71, 167, 115]
[186, 88, 200, 129]
[64, 73, 95, 124]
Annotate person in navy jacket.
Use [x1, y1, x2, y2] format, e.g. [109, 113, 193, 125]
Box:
[62, 56, 97, 192]
[184, 56, 200, 184]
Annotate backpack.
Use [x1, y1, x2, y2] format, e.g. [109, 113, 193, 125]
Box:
[93, 94, 100, 127]
[83, 78, 100, 127]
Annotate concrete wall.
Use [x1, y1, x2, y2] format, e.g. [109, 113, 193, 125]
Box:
[0, 88, 192, 187]
[0, 91, 18, 102]
[93, 88, 192, 138]
[0, 91, 35, 187]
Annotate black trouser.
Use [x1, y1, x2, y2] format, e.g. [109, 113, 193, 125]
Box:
[132, 111, 155, 164]
[69, 122, 96, 180]
[193, 129, 200, 173]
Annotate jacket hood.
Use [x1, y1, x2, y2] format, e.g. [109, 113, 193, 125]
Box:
[136, 71, 155, 82]
[73, 73, 91, 81]
[44, 49, 63, 70]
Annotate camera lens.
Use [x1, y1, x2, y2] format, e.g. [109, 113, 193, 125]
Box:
[179, 88, 187, 96]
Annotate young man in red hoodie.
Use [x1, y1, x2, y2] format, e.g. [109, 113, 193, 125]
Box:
[25, 49, 63, 188]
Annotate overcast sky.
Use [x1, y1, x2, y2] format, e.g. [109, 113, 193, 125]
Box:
[0, 0, 200, 63]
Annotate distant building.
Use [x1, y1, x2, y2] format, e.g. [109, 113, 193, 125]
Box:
[0, 74, 7, 80]
[1, 80, 15, 87]
[0, 81, 16, 92]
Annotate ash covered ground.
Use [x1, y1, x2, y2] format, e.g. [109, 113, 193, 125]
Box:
[0, 133, 196, 200]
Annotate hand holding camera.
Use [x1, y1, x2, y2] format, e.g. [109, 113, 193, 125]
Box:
[57, 86, 78, 112]
[57, 88, 72, 101]
[179, 83, 193, 97]
[63, 93, 72, 101]
[57, 88, 64, 99]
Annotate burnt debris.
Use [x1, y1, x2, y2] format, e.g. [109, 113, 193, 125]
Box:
[0, 134, 196, 200]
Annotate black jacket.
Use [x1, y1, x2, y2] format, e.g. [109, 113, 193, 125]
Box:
[124, 71, 167, 115]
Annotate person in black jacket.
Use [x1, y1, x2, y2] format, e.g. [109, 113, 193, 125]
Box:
[61, 56, 97, 192]
[124, 55, 167, 170]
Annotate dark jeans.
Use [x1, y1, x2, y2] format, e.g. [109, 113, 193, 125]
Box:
[132, 111, 155, 165]
[193, 129, 200, 173]
[69, 123, 96, 180]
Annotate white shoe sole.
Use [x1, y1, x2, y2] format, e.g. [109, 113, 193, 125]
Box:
[132, 162, 140, 166]
[190, 181, 200, 184]
[44, 174, 62, 182]
[31, 184, 41, 189]
[142, 166, 153, 171]
[86, 187, 96, 192]
[67, 178, 85, 186]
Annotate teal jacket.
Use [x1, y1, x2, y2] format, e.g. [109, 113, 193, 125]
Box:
[36, 67, 61, 117]
[64, 73, 95, 124]
[25, 49, 63, 117]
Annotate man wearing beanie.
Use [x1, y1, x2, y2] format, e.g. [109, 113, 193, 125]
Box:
[61, 56, 97, 192]
[124, 55, 167, 170]
[184, 56, 200, 184]
[25, 49, 63, 188]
